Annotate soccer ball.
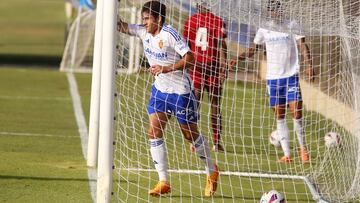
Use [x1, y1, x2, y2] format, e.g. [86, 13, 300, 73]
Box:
[260, 190, 285, 203]
[324, 132, 341, 148]
[269, 130, 281, 148]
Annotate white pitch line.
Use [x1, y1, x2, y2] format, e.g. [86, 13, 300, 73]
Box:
[0, 131, 78, 138]
[121, 168, 326, 203]
[0, 95, 71, 101]
[121, 168, 305, 180]
[67, 72, 97, 202]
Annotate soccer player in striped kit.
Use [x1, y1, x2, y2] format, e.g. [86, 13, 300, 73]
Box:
[232, 0, 314, 163]
[117, 0, 219, 197]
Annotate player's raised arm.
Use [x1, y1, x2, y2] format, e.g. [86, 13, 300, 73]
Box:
[229, 44, 257, 67]
[297, 38, 314, 82]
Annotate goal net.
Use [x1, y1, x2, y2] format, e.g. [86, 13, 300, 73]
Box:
[96, 0, 360, 202]
[60, 9, 96, 72]
[60, 6, 142, 73]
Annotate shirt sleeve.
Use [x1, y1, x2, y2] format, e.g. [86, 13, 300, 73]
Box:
[289, 20, 305, 40]
[294, 34, 305, 41]
[128, 24, 146, 39]
[174, 38, 190, 57]
[168, 32, 190, 57]
[253, 29, 265, 44]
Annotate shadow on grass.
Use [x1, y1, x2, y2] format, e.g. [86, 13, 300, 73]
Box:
[0, 54, 62, 67]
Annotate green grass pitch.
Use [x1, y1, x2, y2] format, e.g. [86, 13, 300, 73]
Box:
[0, 68, 93, 202]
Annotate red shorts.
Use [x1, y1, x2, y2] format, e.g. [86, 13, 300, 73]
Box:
[189, 61, 222, 96]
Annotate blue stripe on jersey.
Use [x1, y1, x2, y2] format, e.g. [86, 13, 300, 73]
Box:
[150, 139, 164, 147]
[163, 26, 182, 42]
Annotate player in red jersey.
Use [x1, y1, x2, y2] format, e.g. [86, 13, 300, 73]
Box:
[183, 1, 228, 152]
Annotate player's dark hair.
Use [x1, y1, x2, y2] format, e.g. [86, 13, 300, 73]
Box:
[267, 0, 281, 12]
[142, 1, 166, 25]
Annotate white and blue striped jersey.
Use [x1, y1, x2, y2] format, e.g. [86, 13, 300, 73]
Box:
[128, 24, 192, 94]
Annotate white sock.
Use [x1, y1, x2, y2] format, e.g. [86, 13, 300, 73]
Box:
[193, 135, 215, 175]
[149, 138, 168, 182]
[293, 118, 305, 149]
[277, 119, 291, 157]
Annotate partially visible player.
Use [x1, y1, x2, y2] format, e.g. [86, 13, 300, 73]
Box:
[231, 0, 314, 163]
[183, 0, 228, 152]
[117, 1, 219, 197]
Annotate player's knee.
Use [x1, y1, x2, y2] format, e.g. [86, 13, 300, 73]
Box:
[276, 114, 286, 120]
[293, 112, 302, 120]
[182, 130, 194, 141]
[291, 107, 302, 119]
[147, 128, 163, 139]
[181, 127, 199, 142]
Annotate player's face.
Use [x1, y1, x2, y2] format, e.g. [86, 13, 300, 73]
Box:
[142, 12, 160, 35]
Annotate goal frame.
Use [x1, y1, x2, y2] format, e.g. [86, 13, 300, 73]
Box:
[87, 1, 360, 202]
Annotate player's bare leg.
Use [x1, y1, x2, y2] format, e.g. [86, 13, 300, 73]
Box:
[289, 101, 309, 163]
[189, 80, 204, 153]
[148, 112, 172, 196]
[180, 123, 219, 196]
[273, 105, 292, 163]
[209, 81, 224, 152]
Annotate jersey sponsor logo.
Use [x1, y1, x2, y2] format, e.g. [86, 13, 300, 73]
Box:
[288, 86, 299, 92]
[144, 48, 168, 60]
[176, 108, 194, 116]
[176, 110, 186, 115]
[159, 40, 164, 49]
[268, 36, 290, 44]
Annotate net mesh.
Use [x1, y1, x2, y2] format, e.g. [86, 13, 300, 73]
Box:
[60, 9, 95, 72]
[65, 0, 360, 202]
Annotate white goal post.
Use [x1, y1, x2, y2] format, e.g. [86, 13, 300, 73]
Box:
[86, 0, 360, 202]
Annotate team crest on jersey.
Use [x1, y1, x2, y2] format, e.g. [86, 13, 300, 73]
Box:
[159, 40, 164, 49]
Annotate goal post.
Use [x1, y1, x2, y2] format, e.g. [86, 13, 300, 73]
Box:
[90, 0, 360, 202]
[87, 5, 142, 168]
[86, 0, 104, 168]
[95, 0, 117, 202]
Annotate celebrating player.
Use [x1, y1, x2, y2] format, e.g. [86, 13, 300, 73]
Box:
[117, 1, 219, 197]
[232, 0, 314, 163]
[183, 0, 228, 152]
